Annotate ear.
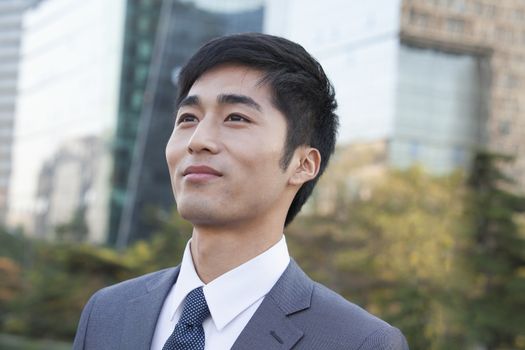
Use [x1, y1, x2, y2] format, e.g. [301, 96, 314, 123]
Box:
[288, 147, 321, 186]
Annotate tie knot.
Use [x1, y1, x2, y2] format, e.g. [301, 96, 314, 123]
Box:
[179, 287, 210, 326]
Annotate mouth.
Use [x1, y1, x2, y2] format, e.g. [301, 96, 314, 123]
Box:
[183, 165, 223, 182]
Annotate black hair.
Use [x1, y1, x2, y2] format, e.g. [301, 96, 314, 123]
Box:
[176, 33, 339, 226]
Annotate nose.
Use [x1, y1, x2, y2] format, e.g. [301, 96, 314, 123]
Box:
[187, 116, 220, 154]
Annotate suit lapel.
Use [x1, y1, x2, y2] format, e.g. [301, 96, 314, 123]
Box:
[120, 266, 180, 350]
[231, 260, 314, 350]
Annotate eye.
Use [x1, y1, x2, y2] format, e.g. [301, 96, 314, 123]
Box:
[225, 114, 250, 123]
[176, 113, 198, 125]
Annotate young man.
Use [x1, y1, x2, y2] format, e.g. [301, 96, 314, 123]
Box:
[73, 33, 409, 350]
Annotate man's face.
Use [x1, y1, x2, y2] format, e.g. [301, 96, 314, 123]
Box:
[166, 65, 296, 228]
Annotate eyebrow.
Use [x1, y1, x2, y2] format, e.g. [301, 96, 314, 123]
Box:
[217, 94, 261, 111]
[178, 95, 199, 109]
[178, 94, 262, 112]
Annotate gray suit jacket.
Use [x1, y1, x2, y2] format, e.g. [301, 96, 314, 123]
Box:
[73, 259, 408, 349]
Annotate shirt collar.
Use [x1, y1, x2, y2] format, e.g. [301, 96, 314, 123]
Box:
[170, 235, 290, 331]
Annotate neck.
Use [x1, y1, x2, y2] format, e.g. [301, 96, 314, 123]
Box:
[189, 221, 284, 284]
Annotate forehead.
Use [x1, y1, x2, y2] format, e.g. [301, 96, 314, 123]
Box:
[187, 65, 272, 100]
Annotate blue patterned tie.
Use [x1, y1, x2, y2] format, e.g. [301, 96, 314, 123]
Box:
[162, 287, 210, 350]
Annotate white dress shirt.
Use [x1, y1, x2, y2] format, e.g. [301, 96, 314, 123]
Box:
[150, 235, 290, 350]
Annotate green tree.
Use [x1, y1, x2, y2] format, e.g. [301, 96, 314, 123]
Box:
[354, 168, 468, 350]
[463, 152, 525, 349]
[2, 242, 132, 339]
[122, 207, 192, 275]
[55, 207, 89, 243]
[0, 226, 26, 263]
[288, 167, 469, 349]
[0, 207, 190, 342]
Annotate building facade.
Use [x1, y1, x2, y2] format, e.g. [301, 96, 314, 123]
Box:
[399, 0, 525, 186]
[8, 0, 125, 241]
[8, 0, 266, 244]
[0, 0, 31, 223]
[34, 136, 110, 241]
[108, 0, 163, 245]
[8, 0, 522, 245]
[269, 0, 524, 181]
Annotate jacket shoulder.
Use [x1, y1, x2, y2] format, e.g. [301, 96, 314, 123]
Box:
[73, 267, 178, 350]
[93, 267, 176, 301]
[292, 282, 408, 349]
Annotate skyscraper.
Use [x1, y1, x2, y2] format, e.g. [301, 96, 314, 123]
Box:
[0, 0, 31, 223]
[9, 0, 125, 240]
[8, 0, 265, 244]
[108, 0, 163, 246]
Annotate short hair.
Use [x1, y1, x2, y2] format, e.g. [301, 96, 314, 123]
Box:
[176, 33, 339, 226]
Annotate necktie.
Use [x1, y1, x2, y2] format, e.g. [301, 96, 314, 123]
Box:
[162, 287, 210, 350]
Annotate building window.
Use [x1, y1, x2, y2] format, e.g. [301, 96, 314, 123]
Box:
[140, 0, 153, 8]
[447, 18, 465, 33]
[391, 44, 487, 174]
[137, 16, 151, 33]
[134, 65, 148, 84]
[484, 4, 496, 17]
[499, 120, 511, 136]
[502, 73, 520, 89]
[410, 9, 429, 27]
[131, 90, 143, 111]
[514, 9, 524, 21]
[447, 0, 466, 13]
[137, 41, 152, 60]
[496, 27, 514, 44]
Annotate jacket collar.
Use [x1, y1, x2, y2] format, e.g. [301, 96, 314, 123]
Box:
[119, 258, 314, 350]
[231, 259, 314, 350]
[120, 266, 181, 350]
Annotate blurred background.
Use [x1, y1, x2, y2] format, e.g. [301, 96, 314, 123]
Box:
[0, 0, 524, 348]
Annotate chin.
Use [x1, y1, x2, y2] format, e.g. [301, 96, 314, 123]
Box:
[178, 202, 219, 224]
[179, 205, 248, 228]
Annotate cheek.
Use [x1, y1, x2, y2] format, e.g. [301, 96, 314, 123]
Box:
[240, 147, 286, 184]
[165, 136, 184, 173]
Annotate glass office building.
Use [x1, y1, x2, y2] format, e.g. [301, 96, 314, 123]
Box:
[0, 1, 31, 222]
[9, 0, 124, 240]
[108, 0, 163, 246]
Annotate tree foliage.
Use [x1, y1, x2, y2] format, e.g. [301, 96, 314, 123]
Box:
[1, 157, 524, 349]
[288, 167, 469, 349]
[462, 152, 525, 349]
[0, 210, 190, 342]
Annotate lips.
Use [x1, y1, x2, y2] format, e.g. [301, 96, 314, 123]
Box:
[183, 165, 223, 177]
